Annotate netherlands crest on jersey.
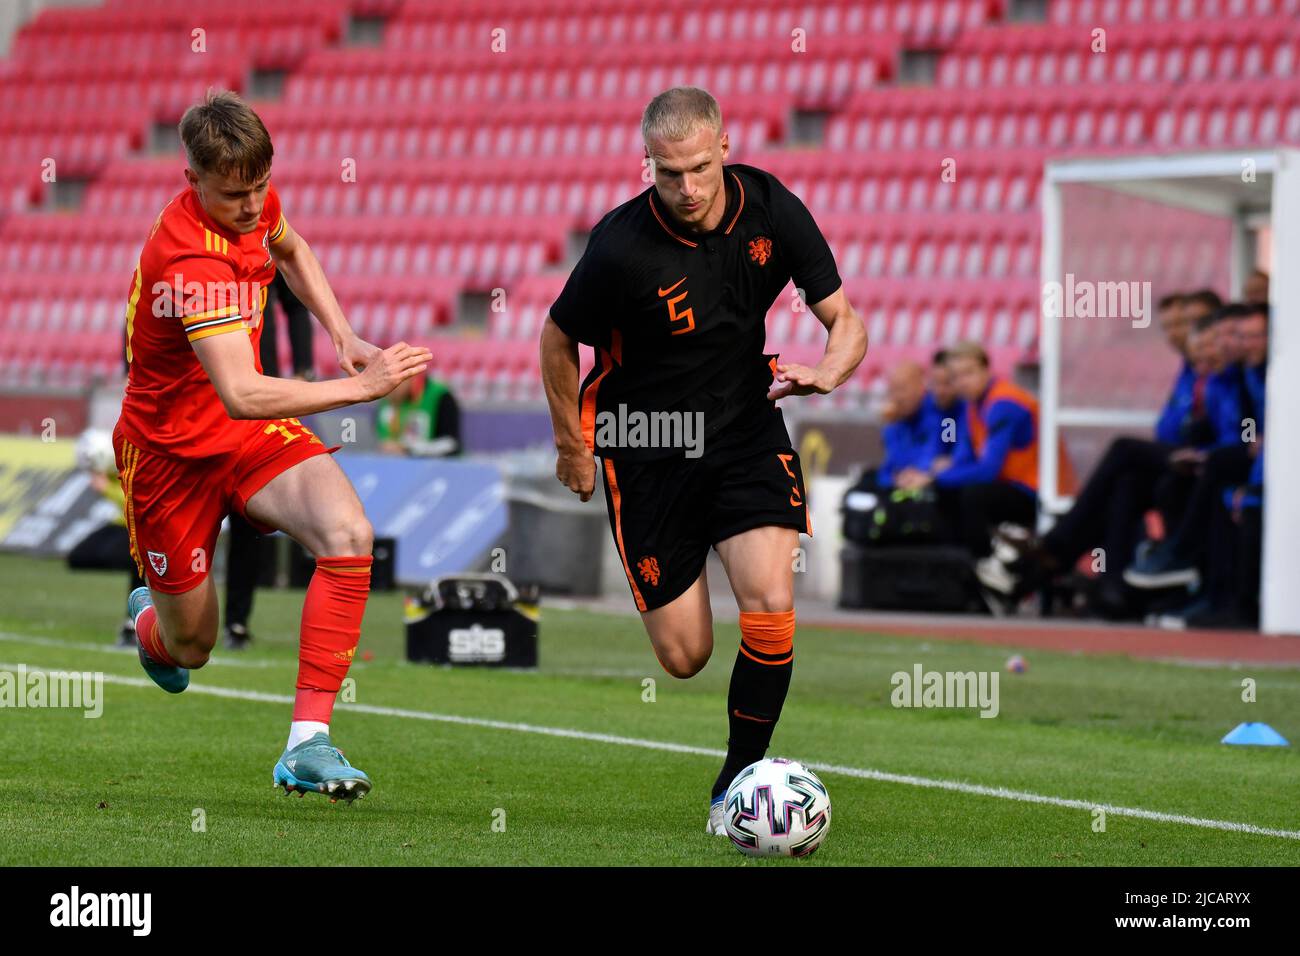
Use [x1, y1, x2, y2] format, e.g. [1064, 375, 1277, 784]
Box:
[147, 551, 168, 577]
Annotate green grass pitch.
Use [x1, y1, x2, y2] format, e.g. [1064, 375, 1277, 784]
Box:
[1, 552, 1298, 866]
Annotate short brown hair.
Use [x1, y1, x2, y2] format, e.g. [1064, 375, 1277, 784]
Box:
[945, 341, 989, 368]
[1184, 289, 1223, 314]
[179, 89, 273, 184]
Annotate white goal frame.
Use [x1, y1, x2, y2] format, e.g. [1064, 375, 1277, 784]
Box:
[1039, 149, 1300, 635]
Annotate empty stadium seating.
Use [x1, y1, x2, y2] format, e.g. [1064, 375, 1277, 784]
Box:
[938, 17, 1300, 88]
[13, 0, 347, 68]
[285, 38, 893, 111]
[387, 0, 1004, 49]
[1048, 0, 1300, 24]
[257, 95, 790, 158]
[0, 55, 251, 117]
[83, 155, 649, 222]
[0, 0, 1297, 396]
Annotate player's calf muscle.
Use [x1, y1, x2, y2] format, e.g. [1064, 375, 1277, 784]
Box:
[152, 584, 218, 667]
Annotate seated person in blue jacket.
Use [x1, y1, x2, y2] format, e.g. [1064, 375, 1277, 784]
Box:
[926, 348, 965, 466]
[876, 360, 943, 489]
[1147, 305, 1242, 529]
[844, 356, 965, 544]
[895, 341, 1040, 558]
[1125, 300, 1268, 592]
[978, 293, 1241, 613]
[891, 349, 965, 486]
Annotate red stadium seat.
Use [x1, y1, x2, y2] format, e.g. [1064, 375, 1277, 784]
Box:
[3, 0, 1299, 390]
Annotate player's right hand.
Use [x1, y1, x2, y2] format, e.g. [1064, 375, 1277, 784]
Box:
[358, 341, 433, 401]
[556, 446, 596, 502]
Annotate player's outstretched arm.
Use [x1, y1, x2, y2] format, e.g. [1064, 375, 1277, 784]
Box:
[767, 285, 868, 400]
[269, 219, 380, 376]
[539, 315, 595, 502]
[193, 328, 431, 421]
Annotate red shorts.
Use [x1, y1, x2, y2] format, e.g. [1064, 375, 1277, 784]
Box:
[113, 417, 334, 594]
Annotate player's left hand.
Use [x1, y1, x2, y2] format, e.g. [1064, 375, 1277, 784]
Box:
[336, 333, 382, 376]
[768, 363, 833, 400]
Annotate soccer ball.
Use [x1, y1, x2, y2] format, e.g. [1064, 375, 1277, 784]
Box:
[723, 757, 831, 858]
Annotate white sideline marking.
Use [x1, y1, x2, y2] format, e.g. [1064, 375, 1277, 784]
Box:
[0, 632, 639, 676]
[4, 659, 1299, 842]
[0, 631, 289, 668]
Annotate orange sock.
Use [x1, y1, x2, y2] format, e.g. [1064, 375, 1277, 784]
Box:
[293, 555, 372, 724]
[737, 609, 795, 665]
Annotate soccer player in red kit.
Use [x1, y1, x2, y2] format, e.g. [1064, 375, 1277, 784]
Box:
[115, 90, 431, 802]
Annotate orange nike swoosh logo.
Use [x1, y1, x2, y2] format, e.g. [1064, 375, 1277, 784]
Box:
[657, 276, 687, 297]
[732, 709, 774, 723]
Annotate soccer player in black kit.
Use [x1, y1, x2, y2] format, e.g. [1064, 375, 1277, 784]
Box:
[540, 87, 867, 834]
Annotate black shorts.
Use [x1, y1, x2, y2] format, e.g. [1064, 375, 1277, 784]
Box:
[599, 406, 811, 612]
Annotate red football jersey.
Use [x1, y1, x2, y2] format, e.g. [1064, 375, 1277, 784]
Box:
[117, 184, 287, 458]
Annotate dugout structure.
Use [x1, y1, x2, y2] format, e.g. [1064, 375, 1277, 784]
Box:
[1039, 149, 1300, 635]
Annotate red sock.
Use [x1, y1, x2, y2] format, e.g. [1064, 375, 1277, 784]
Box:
[136, 606, 180, 667]
[294, 555, 372, 724]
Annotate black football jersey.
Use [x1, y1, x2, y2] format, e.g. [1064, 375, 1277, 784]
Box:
[549, 163, 841, 461]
